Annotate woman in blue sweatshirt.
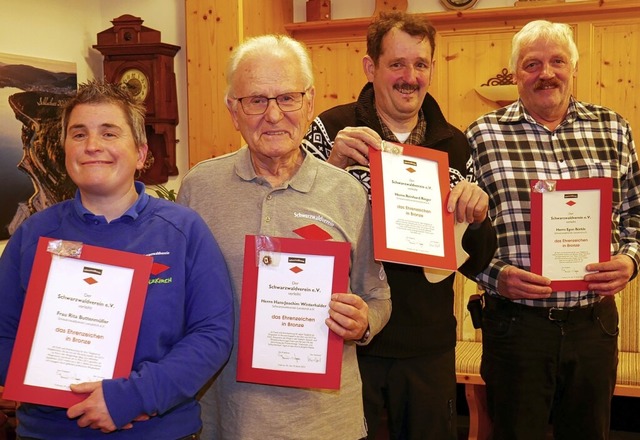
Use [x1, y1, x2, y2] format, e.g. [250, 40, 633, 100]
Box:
[0, 81, 234, 439]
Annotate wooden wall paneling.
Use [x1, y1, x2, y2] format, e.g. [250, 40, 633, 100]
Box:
[182, 1, 640, 166]
[437, 30, 517, 131]
[307, 41, 368, 117]
[573, 22, 594, 105]
[185, 0, 241, 165]
[591, 20, 640, 132]
[242, 0, 292, 38]
[283, 0, 640, 134]
[287, 1, 640, 41]
[184, 0, 293, 166]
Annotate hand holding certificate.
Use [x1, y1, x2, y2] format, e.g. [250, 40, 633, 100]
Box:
[3, 237, 152, 408]
[530, 178, 612, 291]
[237, 235, 350, 390]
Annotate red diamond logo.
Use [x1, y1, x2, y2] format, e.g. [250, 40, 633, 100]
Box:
[566, 201, 576, 206]
[151, 262, 170, 275]
[290, 266, 303, 274]
[84, 277, 97, 285]
[293, 224, 332, 241]
[406, 167, 416, 173]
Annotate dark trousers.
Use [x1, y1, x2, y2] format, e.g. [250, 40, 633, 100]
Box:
[359, 349, 457, 440]
[481, 295, 618, 440]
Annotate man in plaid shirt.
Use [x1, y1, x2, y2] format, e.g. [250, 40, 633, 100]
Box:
[467, 20, 640, 439]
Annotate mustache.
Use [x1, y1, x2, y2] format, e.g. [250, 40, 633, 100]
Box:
[393, 82, 419, 93]
[535, 79, 560, 90]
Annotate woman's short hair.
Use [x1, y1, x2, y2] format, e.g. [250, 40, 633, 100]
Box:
[60, 80, 147, 148]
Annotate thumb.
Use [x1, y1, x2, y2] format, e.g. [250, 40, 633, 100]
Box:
[69, 382, 96, 394]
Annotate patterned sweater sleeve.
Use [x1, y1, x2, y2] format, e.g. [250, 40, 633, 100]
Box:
[303, 116, 333, 161]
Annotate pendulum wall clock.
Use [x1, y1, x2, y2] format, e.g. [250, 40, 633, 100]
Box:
[93, 14, 180, 184]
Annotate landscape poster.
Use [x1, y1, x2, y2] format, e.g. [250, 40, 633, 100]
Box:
[0, 53, 77, 240]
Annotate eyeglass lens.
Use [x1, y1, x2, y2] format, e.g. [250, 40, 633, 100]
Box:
[239, 92, 305, 115]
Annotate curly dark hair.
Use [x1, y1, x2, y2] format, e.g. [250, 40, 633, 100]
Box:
[367, 11, 437, 66]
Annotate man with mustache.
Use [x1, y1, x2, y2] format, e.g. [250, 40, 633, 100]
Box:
[304, 12, 496, 440]
[467, 20, 640, 439]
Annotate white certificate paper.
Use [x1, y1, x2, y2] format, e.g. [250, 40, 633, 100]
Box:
[530, 178, 612, 291]
[381, 150, 445, 256]
[541, 189, 601, 280]
[252, 251, 334, 374]
[24, 256, 134, 390]
[237, 235, 349, 389]
[369, 143, 456, 270]
[3, 237, 152, 408]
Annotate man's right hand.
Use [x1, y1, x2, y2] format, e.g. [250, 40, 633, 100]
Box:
[497, 265, 553, 300]
[327, 126, 383, 169]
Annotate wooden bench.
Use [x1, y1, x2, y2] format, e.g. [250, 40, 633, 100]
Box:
[453, 275, 640, 440]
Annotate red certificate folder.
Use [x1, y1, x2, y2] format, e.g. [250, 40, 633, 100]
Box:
[530, 178, 612, 291]
[237, 235, 350, 390]
[369, 142, 456, 270]
[3, 237, 153, 408]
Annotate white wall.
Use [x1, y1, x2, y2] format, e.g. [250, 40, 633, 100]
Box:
[0, 0, 188, 255]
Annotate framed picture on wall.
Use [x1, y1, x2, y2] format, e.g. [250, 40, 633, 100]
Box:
[0, 53, 77, 240]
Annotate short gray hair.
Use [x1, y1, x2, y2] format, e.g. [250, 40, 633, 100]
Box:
[225, 34, 314, 100]
[510, 20, 579, 73]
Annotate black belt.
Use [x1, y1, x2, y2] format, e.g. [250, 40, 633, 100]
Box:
[484, 294, 607, 322]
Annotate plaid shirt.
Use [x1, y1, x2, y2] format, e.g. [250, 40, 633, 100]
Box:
[377, 109, 474, 191]
[467, 97, 640, 307]
[378, 108, 428, 148]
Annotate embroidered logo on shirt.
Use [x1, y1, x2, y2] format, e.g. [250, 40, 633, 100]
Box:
[147, 253, 172, 285]
[293, 212, 335, 227]
[151, 262, 170, 275]
[293, 224, 332, 241]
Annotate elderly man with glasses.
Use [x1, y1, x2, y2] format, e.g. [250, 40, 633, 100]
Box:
[177, 34, 391, 440]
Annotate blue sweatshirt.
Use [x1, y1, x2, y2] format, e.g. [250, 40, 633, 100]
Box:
[0, 183, 234, 439]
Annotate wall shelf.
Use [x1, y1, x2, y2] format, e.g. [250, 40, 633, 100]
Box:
[285, 0, 640, 42]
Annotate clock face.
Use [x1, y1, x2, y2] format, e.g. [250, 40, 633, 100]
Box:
[119, 68, 149, 101]
[440, 0, 479, 10]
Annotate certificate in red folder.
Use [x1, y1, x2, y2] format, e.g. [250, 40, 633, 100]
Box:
[3, 237, 153, 408]
[237, 235, 350, 389]
[369, 142, 456, 270]
[530, 178, 612, 291]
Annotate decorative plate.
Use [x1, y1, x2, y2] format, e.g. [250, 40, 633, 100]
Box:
[440, 0, 479, 10]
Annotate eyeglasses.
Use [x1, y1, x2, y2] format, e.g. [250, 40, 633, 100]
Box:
[235, 92, 307, 115]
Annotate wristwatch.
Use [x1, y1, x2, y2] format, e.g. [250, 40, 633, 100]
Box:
[357, 326, 371, 344]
